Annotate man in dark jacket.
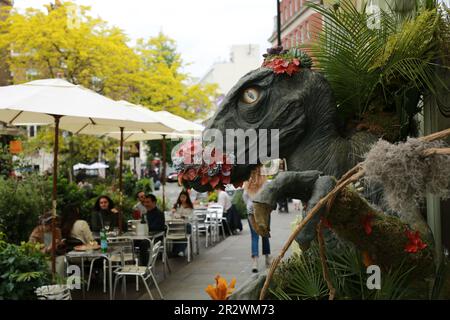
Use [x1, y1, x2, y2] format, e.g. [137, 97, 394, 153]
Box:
[135, 194, 165, 265]
[143, 194, 166, 232]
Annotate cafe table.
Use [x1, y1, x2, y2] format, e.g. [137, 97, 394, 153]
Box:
[65, 246, 120, 300]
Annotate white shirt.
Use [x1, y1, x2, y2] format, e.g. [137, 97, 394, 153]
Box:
[71, 220, 94, 244]
[217, 190, 232, 211]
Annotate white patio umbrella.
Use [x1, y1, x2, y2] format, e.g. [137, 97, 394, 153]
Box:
[99, 104, 204, 210]
[87, 162, 109, 170]
[105, 130, 202, 210]
[73, 163, 89, 170]
[58, 101, 178, 215]
[0, 78, 171, 275]
[73, 101, 204, 210]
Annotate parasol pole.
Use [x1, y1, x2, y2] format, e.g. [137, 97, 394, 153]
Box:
[162, 134, 167, 211]
[118, 127, 124, 233]
[51, 115, 62, 279]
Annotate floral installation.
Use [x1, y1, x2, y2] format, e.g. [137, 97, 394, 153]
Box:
[262, 46, 313, 76]
[205, 274, 236, 300]
[173, 139, 234, 190]
[404, 229, 428, 253]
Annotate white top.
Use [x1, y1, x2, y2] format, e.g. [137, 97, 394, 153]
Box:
[173, 206, 193, 219]
[217, 190, 232, 211]
[71, 220, 95, 244]
[242, 190, 254, 215]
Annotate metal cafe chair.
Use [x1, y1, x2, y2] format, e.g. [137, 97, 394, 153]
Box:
[165, 220, 193, 262]
[113, 240, 163, 300]
[208, 204, 232, 237]
[207, 205, 230, 242]
[87, 237, 137, 293]
[193, 209, 212, 249]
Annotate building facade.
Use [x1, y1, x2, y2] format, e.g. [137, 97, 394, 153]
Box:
[268, 0, 323, 50]
[199, 44, 261, 97]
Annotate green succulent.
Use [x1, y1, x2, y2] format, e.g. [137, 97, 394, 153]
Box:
[289, 48, 313, 69]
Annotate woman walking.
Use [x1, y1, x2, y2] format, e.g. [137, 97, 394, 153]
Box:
[243, 166, 271, 273]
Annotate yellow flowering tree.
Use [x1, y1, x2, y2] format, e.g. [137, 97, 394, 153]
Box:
[0, 2, 218, 165]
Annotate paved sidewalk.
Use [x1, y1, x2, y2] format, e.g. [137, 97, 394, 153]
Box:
[154, 207, 298, 300]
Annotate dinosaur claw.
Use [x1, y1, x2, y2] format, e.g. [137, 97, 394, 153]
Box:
[253, 202, 272, 237]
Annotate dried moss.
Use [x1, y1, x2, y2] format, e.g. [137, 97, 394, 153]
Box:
[327, 186, 435, 278]
[363, 138, 450, 222]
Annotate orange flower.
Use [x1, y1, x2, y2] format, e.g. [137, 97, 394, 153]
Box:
[205, 274, 236, 300]
[362, 250, 374, 267]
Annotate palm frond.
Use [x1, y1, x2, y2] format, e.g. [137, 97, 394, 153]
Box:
[307, 0, 446, 129]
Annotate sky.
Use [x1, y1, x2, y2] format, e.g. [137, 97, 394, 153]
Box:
[13, 0, 276, 79]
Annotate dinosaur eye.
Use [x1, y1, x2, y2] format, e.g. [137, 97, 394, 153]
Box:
[241, 87, 260, 104]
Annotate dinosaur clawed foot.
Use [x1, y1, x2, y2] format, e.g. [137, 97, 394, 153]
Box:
[253, 202, 273, 237]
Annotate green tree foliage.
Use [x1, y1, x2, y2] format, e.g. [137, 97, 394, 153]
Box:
[0, 2, 218, 165]
[133, 33, 218, 120]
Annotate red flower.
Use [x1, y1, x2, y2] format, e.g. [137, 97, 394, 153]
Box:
[263, 57, 301, 76]
[362, 213, 374, 235]
[404, 230, 428, 253]
[200, 175, 210, 186]
[209, 176, 220, 188]
[221, 175, 231, 185]
[177, 173, 184, 186]
[321, 217, 332, 229]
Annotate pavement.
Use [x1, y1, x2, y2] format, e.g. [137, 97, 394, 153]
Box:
[153, 186, 298, 300]
[73, 182, 300, 300]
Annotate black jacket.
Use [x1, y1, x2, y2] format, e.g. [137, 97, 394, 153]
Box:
[91, 210, 127, 232]
[146, 207, 166, 232]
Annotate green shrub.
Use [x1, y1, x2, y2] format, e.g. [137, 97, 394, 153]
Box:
[0, 233, 51, 300]
[269, 242, 417, 300]
[136, 178, 154, 195]
[0, 175, 51, 244]
[123, 172, 137, 197]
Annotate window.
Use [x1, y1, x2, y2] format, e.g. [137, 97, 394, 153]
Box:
[297, 29, 301, 44]
[28, 125, 36, 138]
[285, 7, 288, 22]
[300, 27, 304, 43]
[290, 1, 293, 17]
[306, 22, 311, 40]
[294, 0, 298, 12]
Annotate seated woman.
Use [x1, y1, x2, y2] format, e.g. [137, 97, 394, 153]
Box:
[29, 211, 63, 254]
[171, 190, 193, 257]
[29, 212, 65, 277]
[91, 195, 120, 232]
[61, 203, 96, 251]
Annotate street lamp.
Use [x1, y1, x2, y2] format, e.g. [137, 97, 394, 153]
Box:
[277, 0, 281, 47]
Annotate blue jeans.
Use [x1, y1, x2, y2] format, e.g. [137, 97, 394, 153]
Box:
[248, 218, 270, 257]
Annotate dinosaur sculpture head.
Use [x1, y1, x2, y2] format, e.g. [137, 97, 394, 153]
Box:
[175, 50, 358, 192]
